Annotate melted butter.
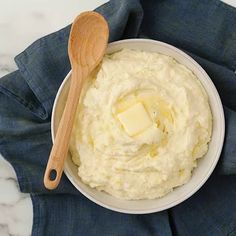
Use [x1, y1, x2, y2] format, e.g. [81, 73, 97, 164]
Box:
[149, 144, 158, 157]
[116, 94, 137, 113]
[115, 90, 174, 132]
[137, 94, 173, 124]
[88, 135, 94, 147]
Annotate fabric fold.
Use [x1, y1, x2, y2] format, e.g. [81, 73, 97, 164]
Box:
[96, 0, 144, 41]
[14, 26, 71, 119]
[140, 0, 236, 71]
[0, 71, 47, 120]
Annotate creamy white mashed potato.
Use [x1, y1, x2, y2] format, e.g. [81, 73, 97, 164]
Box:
[70, 48, 212, 200]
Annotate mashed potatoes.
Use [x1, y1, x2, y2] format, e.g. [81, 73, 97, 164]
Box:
[70, 48, 212, 200]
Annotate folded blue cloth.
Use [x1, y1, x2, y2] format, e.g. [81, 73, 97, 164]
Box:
[0, 0, 236, 235]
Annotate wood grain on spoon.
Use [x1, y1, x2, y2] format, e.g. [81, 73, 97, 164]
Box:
[44, 11, 109, 190]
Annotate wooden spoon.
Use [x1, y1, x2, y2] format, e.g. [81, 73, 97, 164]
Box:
[44, 11, 109, 189]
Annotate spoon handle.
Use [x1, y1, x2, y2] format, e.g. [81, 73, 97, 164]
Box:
[44, 69, 83, 189]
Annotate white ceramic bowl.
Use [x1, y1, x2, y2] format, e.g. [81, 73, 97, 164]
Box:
[51, 39, 225, 214]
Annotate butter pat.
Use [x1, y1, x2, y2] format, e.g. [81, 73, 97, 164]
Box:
[117, 102, 152, 136]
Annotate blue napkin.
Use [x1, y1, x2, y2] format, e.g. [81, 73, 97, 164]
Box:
[0, 0, 236, 235]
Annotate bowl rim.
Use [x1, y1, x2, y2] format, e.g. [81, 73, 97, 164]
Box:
[51, 38, 225, 214]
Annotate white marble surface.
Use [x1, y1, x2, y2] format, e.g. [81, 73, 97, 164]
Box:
[0, 0, 107, 78]
[0, 0, 235, 235]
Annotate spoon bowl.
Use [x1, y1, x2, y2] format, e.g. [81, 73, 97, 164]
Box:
[68, 12, 109, 77]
